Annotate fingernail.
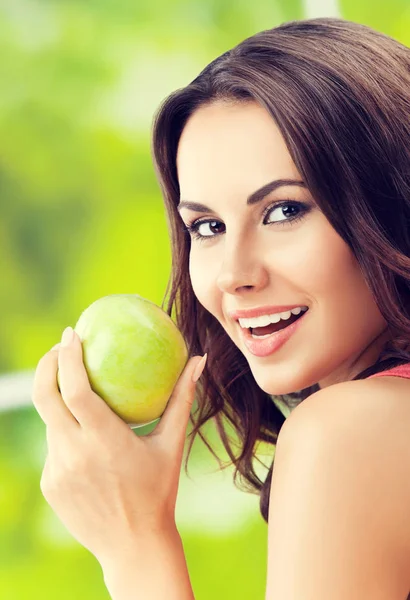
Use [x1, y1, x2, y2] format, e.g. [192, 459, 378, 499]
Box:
[192, 353, 207, 383]
[61, 326, 74, 347]
[51, 343, 61, 351]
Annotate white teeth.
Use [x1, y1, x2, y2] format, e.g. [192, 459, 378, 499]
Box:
[238, 306, 308, 329]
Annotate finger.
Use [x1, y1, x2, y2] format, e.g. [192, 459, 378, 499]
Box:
[58, 327, 118, 429]
[32, 345, 80, 429]
[151, 355, 206, 447]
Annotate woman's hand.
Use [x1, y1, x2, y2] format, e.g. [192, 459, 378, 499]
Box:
[31, 326, 206, 568]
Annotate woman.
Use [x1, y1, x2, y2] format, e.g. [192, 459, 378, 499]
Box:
[32, 17, 410, 599]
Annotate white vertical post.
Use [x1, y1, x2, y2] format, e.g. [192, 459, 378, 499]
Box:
[301, 0, 342, 19]
[0, 370, 35, 410]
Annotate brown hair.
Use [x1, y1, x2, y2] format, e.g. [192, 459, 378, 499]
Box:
[150, 17, 410, 523]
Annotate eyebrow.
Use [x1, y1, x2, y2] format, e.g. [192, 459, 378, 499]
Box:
[177, 178, 307, 214]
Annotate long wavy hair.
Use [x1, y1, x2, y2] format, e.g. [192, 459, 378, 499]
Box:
[150, 18, 410, 523]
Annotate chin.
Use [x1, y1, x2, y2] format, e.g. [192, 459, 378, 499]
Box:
[252, 367, 318, 396]
[253, 377, 296, 396]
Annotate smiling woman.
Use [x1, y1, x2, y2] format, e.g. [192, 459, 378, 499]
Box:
[149, 16, 410, 598]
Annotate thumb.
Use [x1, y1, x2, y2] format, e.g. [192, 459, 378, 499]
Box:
[151, 354, 207, 444]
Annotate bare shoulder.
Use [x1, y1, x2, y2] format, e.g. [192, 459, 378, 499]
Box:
[280, 374, 410, 446]
[278, 374, 410, 498]
[266, 375, 410, 598]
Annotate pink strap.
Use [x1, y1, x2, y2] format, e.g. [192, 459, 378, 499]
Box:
[367, 363, 410, 379]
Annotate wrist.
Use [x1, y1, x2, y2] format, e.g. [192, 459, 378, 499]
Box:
[100, 525, 195, 600]
[100, 522, 181, 576]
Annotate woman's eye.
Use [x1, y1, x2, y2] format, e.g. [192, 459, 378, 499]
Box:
[191, 220, 224, 238]
[266, 203, 303, 223]
[184, 200, 308, 243]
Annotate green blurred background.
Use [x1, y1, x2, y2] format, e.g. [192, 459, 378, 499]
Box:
[0, 1, 409, 598]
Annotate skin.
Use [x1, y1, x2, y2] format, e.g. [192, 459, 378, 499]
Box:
[32, 331, 204, 599]
[176, 100, 392, 395]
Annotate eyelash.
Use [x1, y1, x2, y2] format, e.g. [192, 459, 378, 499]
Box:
[183, 200, 309, 243]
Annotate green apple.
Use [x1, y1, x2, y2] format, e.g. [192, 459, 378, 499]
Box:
[57, 294, 188, 429]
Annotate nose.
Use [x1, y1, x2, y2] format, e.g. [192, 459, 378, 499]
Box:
[216, 238, 269, 294]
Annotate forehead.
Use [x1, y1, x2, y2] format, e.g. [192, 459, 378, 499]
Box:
[176, 101, 299, 190]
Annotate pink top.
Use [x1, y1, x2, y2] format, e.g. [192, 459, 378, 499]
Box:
[367, 362, 410, 379]
[368, 362, 410, 600]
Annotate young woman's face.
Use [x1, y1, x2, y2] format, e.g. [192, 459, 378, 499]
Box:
[176, 101, 390, 394]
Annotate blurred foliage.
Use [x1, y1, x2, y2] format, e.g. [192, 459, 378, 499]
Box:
[0, 0, 409, 598]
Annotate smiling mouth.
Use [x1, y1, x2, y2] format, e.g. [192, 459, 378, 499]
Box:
[253, 312, 305, 336]
[236, 310, 307, 340]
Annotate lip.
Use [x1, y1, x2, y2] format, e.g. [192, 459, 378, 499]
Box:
[229, 304, 308, 321]
[238, 309, 309, 357]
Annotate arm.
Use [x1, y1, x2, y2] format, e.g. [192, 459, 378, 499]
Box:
[265, 380, 410, 599]
[31, 337, 205, 600]
[101, 525, 195, 600]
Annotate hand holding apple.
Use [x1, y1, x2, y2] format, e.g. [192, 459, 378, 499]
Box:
[31, 295, 207, 567]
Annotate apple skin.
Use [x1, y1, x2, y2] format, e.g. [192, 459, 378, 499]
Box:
[57, 294, 188, 428]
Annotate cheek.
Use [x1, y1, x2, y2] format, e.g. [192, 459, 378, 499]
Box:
[188, 252, 216, 312]
[294, 221, 360, 296]
[301, 225, 384, 332]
